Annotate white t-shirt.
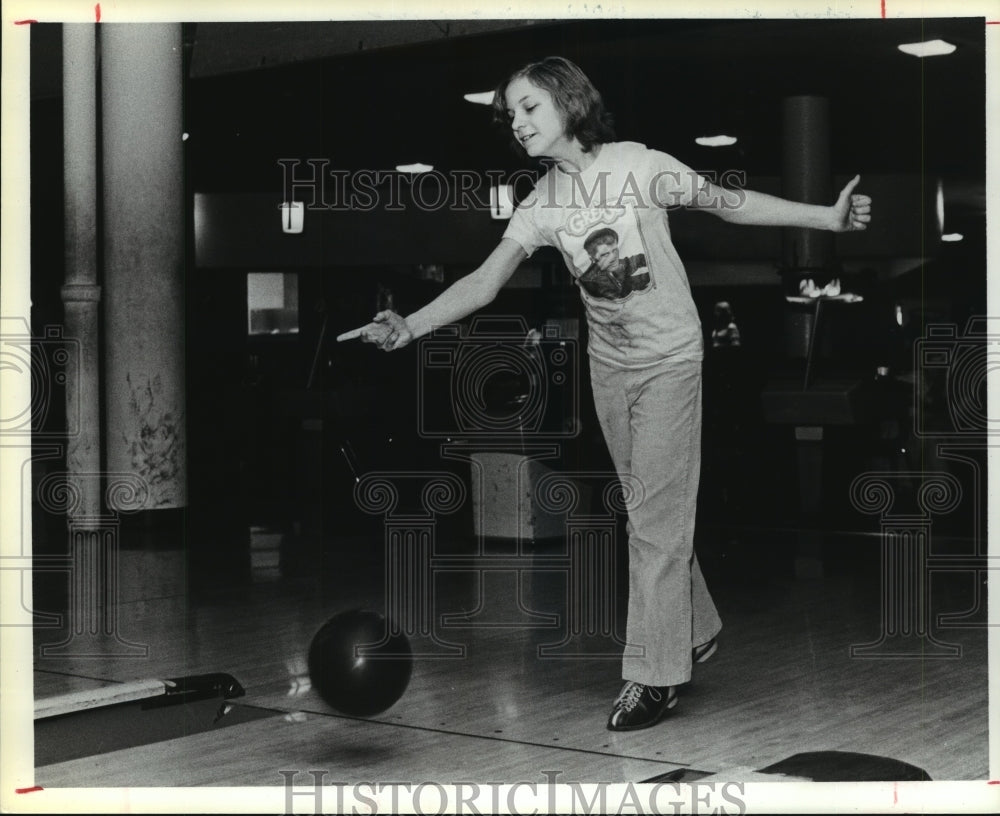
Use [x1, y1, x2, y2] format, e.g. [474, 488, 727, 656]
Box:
[503, 141, 705, 369]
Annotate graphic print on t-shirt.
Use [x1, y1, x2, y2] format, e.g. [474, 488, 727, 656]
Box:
[555, 204, 652, 301]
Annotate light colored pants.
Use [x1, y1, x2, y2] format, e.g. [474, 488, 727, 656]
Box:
[590, 355, 722, 687]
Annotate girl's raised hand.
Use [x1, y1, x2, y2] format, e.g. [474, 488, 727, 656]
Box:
[831, 175, 872, 232]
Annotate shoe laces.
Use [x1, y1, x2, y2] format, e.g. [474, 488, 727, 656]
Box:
[616, 682, 661, 712]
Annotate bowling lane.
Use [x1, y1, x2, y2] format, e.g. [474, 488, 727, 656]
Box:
[34, 670, 128, 700]
[238, 574, 988, 782]
[244, 646, 687, 770]
[32, 541, 391, 690]
[35, 706, 686, 787]
[32, 551, 697, 784]
[33, 535, 989, 783]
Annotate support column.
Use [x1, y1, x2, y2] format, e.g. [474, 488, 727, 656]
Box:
[101, 24, 186, 510]
[781, 96, 834, 574]
[62, 23, 102, 526]
[781, 95, 833, 278]
[781, 95, 835, 363]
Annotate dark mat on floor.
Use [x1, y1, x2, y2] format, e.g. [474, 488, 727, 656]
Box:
[758, 751, 932, 782]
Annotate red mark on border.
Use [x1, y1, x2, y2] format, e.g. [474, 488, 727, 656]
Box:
[16, 787, 44, 794]
[14, 19, 38, 24]
[95, 3, 101, 22]
[881, 0, 886, 18]
[988, 780, 1000, 784]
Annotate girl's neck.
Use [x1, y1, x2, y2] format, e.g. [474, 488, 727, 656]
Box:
[553, 142, 603, 174]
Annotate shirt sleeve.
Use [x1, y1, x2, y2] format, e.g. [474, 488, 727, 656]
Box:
[501, 188, 547, 257]
[646, 147, 710, 210]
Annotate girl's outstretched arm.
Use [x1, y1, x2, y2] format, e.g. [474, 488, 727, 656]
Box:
[342, 238, 527, 352]
[679, 174, 872, 232]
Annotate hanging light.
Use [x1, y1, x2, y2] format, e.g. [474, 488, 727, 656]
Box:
[463, 91, 495, 105]
[396, 163, 434, 174]
[897, 39, 956, 58]
[694, 135, 738, 147]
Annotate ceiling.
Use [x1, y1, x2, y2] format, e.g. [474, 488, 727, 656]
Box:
[31, 17, 987, 230]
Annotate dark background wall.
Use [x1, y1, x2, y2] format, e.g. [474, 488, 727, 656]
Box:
[28, 17, 988, 589]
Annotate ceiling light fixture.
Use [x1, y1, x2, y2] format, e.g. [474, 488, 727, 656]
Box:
[396, 163, 434, 174]
[897, 39, 956, 58]
[695, 135, 737, 147]
[463, 91, 495, 105]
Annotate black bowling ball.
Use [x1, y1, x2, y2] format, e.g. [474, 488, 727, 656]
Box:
[307, 609, 412, 717]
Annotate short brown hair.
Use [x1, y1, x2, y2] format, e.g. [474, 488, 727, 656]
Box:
[492, 56, 615, 154]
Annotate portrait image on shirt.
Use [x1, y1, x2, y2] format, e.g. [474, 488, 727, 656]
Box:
[557, 209, 653, 301]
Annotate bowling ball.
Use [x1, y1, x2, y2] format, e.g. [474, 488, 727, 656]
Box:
[307, 609, 412, 717]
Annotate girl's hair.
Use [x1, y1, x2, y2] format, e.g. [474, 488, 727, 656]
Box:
[491, 56, 615, 154]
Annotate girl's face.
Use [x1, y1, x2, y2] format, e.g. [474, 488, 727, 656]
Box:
[504, 76, 572, 159]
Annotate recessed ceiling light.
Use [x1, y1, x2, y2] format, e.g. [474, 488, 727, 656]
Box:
[941, 233, 964, 242]
[694, 135, 738, 147]
[897, 39, 956, 58]
[396, 163, 434, 174]
[463, 91, 495, 105]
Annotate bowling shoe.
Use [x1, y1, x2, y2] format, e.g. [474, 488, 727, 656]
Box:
[606, 681, 677, 731]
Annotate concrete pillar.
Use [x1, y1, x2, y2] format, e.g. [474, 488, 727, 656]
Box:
[781, 96, 834, 553]
[101, 24, 186, 510]
[781, 95, 834, 275]
[62, 24, 103, 525]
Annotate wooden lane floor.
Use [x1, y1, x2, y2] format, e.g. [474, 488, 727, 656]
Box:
[32, 539, 990, 785]
[34, 707, 688, 787]
[33, 605, 694, 785]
